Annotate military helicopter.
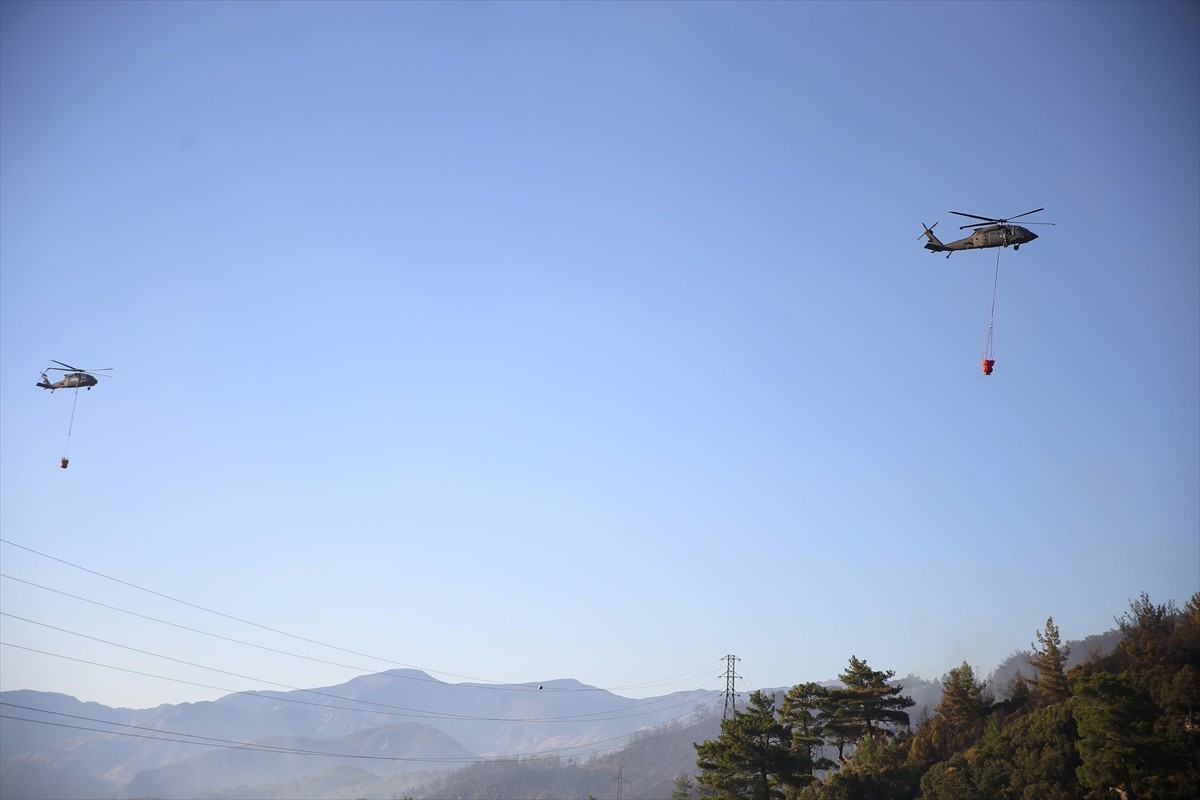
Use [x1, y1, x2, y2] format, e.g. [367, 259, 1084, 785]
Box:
[37, 361, 113, 391]
[920, 208, 1054, 258]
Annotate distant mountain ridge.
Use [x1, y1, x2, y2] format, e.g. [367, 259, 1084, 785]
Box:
[1, 669, 718, 799]
[1, 632, 1121, 799]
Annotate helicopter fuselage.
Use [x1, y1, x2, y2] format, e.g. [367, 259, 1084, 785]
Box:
[37, 372, 98, 391]
[926, 224, 1038, 255]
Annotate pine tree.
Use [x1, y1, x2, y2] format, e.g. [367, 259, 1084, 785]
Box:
[779, 682, 834, 772]
[1116, 592, 1179, 672]
[820, 656, 915, 762]
[936, 662, 990, 737]
[1029, 617, 1070, 703]
[694, 690, 809, 800]
[970, 702, 1084, 800]
[1073, 671, 1161, 799]
[670, 772, 695, 800]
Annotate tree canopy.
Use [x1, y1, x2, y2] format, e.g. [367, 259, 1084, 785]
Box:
[695, 591, 1200, 800]
[694, 689, 812, 800]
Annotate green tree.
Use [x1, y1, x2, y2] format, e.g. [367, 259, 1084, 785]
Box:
[1007, 672, 1033, 710]
[694, 690, 808, 800]
[907, 662, 992, 769]
[936, 662, 990, 743]
[918, 753, 982, 800]
[670, 771, 695, 800]
[1029, 617, 1070, 703]
[1160, 662, 1200, 798]
[1075, 593, 1200, 799]
[969, 701, 1084, 800]
[1178, 591, 1200, 665]
[816, 729, 920, 800]
[1116, 592, 1180, 674]
[779, 682, 835, 773]
[1072, 671, 1161, 799]
[820, 656, 914, 762]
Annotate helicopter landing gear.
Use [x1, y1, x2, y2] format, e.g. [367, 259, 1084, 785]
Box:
[1013, 244, 1020, 251]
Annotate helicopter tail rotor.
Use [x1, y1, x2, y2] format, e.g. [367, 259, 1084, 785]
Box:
[919, 221, 948, 252]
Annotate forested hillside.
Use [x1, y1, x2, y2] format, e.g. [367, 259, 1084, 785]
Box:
[691, 592, 1199, 800]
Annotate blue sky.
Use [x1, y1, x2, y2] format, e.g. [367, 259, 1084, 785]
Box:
[1, 1, 1196, 714]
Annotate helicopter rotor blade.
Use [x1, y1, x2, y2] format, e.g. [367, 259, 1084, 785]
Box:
[952, 208, 1049, 230]
[46, 364, 112, 372]
[959, 220, 1056, 230]
[50, 360, 82, 371]
[949, 211, 998, 223]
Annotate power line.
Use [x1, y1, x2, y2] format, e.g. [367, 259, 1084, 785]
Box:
[6, 573, 722, 709]
[0, 710, 496, 763]
[0, 624, 715, 724]
[0, 538, 728, 780]
[0, 573, 375, 674]
[0, 700, 721, 765]
[0, 538, 432, 674]
[1, 569, 723, 703]
[0, 536, 724, 694]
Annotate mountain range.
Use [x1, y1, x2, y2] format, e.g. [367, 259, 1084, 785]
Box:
[1, 669, 717, 799]
[1, 631, 1118, 799]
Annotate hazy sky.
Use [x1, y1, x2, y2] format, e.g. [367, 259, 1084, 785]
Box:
[1, 1, 1197, 716]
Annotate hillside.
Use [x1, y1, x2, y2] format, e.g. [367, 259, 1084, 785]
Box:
[0, 671, 718, 799]
[116, 724, 472, 799]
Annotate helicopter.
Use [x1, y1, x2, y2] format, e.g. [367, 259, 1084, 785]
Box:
[37, 361, 113, 391]
[920, 208, 1054, 258]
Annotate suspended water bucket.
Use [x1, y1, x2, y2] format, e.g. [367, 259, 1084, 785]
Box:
[60, 457, 70, 469]
[981, 358, 995, 376]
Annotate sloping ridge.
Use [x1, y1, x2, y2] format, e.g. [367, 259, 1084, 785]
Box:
[1, 670, 719, 799]
[116, 723, 472, 800]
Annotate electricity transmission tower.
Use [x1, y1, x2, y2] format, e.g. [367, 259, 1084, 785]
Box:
[612, 764, 631, 800]
[722, 654, 740, 719]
